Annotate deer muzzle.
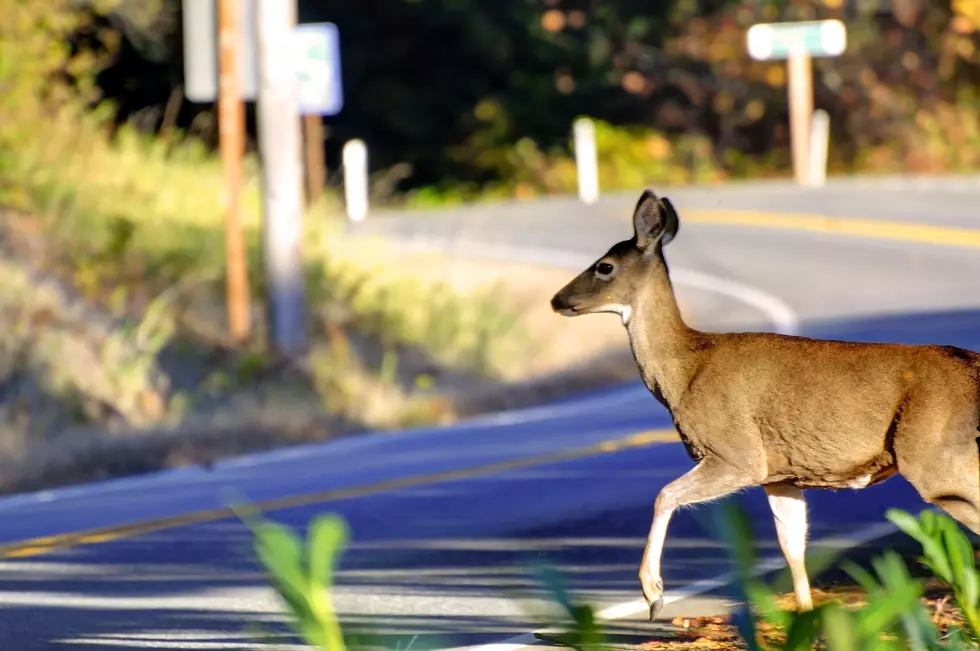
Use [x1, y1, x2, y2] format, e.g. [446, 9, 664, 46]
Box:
[550, 291, 581, 316]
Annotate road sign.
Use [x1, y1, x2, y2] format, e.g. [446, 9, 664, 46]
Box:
[745, 19, 846, 188]
[183, 0, 258, 101]
[293, 23, 344, 116]
[182, 0, 344, 116]
[746, 19, 847, 61]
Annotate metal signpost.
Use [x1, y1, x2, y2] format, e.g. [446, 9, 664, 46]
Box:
[181, 0, 344, 355]
[746, 19, 846, 187]
[294, 23, 344, 117]
[183, 0, 259, 102]
[294, 23, 344, 206]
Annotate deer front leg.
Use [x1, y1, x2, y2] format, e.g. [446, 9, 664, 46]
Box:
[639, 459, 758, 621]
[764, 483, 813, 611]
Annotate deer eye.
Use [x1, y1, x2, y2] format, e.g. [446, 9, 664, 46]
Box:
[596, 262, 615, 277]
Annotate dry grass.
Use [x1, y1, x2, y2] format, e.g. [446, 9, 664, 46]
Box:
[0, 207, 645, 495]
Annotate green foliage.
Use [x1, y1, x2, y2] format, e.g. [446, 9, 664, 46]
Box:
[527, 565, 608, 651]
[887, 509, 980, 642]
[10, 0, 980, 209]
[237, 505, 349, 651]
[711, 501, 980, 650]
[309, 0, 980, 201]
[406, 118, 727, 207]
[240, 501, 978, 651]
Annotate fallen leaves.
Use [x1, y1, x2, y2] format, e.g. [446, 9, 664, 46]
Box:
[635, 581, 967, 651]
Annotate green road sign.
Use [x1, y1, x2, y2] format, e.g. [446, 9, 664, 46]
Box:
[181, 1, 344, 116]
[746, 19, 846, 61]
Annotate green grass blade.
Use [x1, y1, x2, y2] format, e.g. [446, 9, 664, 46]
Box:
[820, 602, 858, 651]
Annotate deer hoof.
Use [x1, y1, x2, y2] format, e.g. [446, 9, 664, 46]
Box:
[648, 595, 664, 622]
[642, 577, 665, 622]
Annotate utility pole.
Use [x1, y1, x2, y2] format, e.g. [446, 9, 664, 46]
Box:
[217, 0, 251, 341]
[255, 0, 307, 356]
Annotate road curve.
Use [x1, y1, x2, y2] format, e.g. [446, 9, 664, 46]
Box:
[0, 176, 979, 650]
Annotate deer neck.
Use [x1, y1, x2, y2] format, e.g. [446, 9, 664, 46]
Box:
[624, 264, 697, 407]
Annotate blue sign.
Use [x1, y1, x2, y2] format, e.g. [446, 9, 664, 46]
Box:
[294, 22, 344, 116]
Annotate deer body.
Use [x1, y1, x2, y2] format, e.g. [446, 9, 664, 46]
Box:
[551, 189, 980, 620]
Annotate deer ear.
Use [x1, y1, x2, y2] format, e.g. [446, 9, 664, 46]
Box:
[659, 197, 680, 247]
[632, 190, 679, 250]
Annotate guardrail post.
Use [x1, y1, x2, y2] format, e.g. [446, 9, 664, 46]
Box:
[343, 139, 368, 222]
[806, 109, 830, 188]
[573, 117, 599, 204]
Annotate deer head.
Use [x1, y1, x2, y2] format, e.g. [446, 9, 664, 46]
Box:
[550, 189, 680, 326]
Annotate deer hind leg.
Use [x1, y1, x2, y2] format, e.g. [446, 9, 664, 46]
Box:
[896, 427, 979, 535]
[639, 459, 758, 621]
[764, 483, 813, 611]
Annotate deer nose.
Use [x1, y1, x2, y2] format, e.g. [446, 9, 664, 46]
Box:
[550, 292, 567, 312]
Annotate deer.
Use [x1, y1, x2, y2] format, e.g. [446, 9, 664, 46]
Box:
[550, 188, 980, 621]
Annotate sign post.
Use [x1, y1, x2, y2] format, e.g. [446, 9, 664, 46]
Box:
[294, 22, 344, 206]
[182, 1, 344, 354]
[185, 0, 254, 340]
[303, 115, 326, 205]
[217, 0, 252, 342]
[746, 19, 846, 187]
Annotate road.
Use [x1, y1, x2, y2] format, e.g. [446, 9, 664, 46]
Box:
[0, 175, 979, 650]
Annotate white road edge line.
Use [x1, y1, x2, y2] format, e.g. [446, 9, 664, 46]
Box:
[444, 521, 900, 651]
[388, 235, 800, 335]
[392, 236, 801, 337]
[670, 268, 800, 337]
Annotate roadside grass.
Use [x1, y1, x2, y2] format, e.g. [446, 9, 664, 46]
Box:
[0, 121, 589, 492]
[0, 76, 641, 494]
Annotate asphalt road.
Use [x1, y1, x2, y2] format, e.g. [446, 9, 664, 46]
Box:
[0, 176, 979, 650]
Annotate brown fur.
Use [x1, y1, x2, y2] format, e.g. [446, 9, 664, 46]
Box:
[551, 188, 980, 617]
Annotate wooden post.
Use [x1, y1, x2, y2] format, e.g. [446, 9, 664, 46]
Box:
[786, 46, 813, 187]
[255, 0, 307, 356]
[217, 0, 251, 341]
[303, 114, 326, 205]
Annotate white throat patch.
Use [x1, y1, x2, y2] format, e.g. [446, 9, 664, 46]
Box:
[619, 305, 633, 326]
[599, 303, 632, 326]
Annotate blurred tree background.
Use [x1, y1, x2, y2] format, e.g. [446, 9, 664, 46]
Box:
[16, 0, 980, 203]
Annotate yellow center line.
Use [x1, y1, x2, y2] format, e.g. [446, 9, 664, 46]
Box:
[0, 428, 679, 559]
[671, 209, 980, 249]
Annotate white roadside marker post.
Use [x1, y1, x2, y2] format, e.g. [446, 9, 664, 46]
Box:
[808, 108, 831, 188]
[573, 117, 599, 204]
[343, 139, 369, 222]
